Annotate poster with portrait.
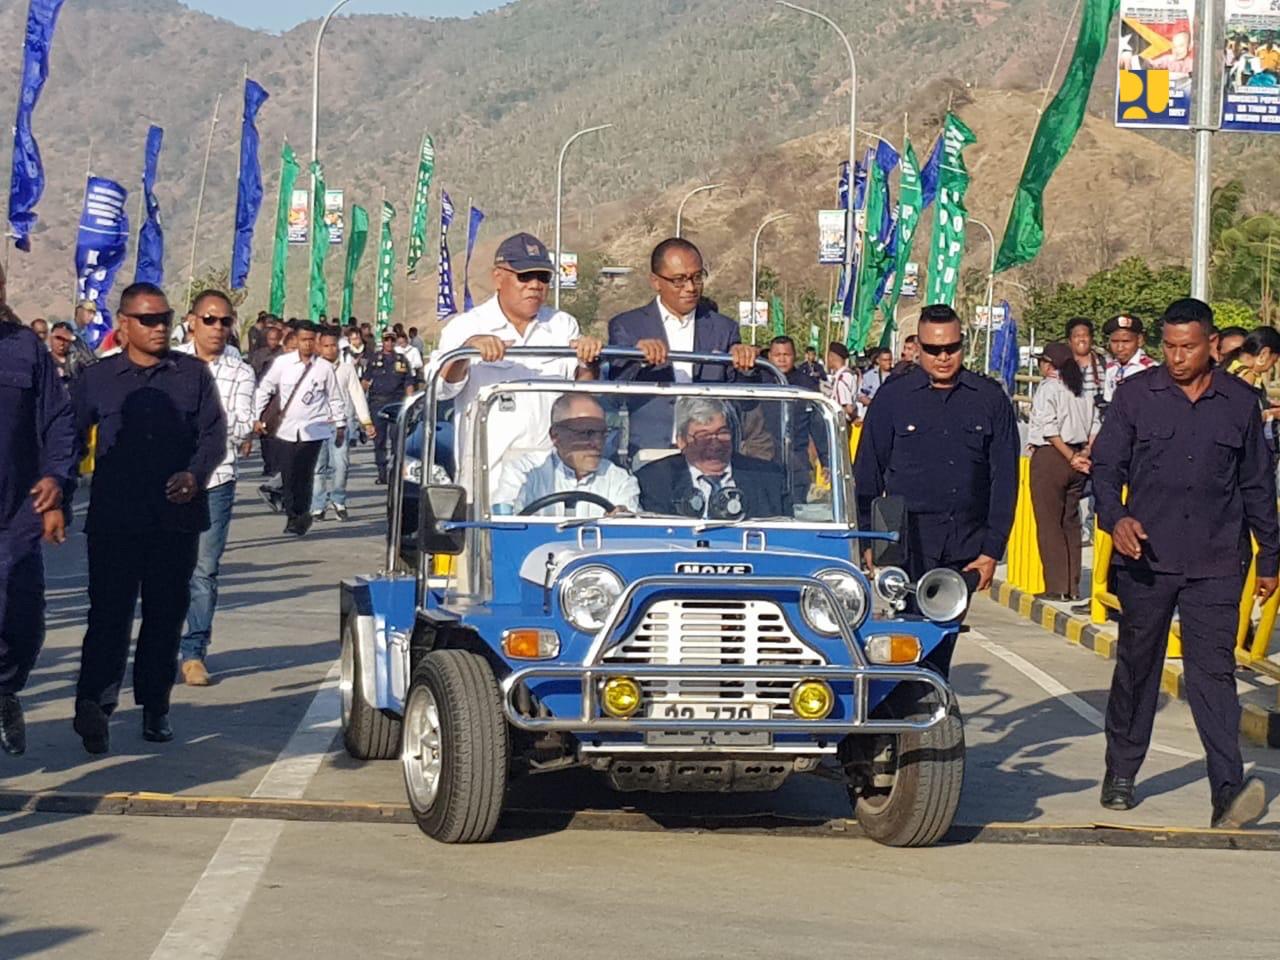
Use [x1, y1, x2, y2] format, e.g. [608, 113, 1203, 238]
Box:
[818, 209, 846, 264]
[325, 189, 344, 245]
[738, 300, 768, 328]
[556, 252, 579, 290]
[1115, 0, 1195, 128]
[1221, 0, 1280, 133]
[288, 189, 309, 244]
[901, 261, 920, 299]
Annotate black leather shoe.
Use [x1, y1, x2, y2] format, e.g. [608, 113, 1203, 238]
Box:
[0, 695, 26, 756]
[1100, 773, 1137, 811]
[142, 710, 173, 743]
[73, 700, 110, 755]
[1211, 778, 1266, 829]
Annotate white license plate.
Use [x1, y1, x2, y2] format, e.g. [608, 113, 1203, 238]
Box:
[644, 702, 771, 747]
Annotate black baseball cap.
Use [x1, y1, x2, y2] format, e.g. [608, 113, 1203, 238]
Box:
[1102, 313, 1144, 336]
[495, 232, 554, 272]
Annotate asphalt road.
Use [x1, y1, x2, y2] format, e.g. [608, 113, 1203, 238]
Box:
[2, 449, 1279, 960]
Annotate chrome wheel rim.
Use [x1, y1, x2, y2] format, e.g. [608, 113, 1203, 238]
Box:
[339, 625, 355, 728]
[402, 685, 443, 811]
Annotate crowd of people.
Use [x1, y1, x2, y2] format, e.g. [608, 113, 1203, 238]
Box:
[1, 223, 1278, 830]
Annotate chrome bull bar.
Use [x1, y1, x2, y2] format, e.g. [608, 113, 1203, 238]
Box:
[500, 663, 953, 736]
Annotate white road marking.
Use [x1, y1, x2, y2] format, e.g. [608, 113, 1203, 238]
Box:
[148, 661, 341, 960]
[970, 630, 1280, 776]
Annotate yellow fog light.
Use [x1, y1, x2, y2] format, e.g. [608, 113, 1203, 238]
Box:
[865, 634, 923, 665]
[791, 680, 834, 720]
[601, 677, 642, 718]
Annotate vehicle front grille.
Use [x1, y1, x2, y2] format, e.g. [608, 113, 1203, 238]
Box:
[602, 598, 826, 718]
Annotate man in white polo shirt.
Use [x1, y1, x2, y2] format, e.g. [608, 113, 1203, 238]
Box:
[436, 233, 603, 502]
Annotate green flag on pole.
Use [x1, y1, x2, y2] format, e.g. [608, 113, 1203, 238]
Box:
[770, 295, 785, 337]
[881, 137, 923, 344]
[852, 155, 894, 350]
[376, 201, 396, 333]
[926, 113, 977, 307]
[995, 0, 1119, 272]
[339, 204, 369, 323]
[308, 161, 331, 320]
[268, 142, 299, 317]
[406, 134, 435, 278]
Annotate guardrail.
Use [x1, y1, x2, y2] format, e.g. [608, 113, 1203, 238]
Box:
[1004, 455, 1279, 664]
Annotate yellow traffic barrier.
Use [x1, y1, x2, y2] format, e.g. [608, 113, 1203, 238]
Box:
[1006, 456, 1045, 596]
[79, 425, 97, 476]
[849, 419, 863, 463]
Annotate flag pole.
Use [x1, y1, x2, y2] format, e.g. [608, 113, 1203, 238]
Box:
[187, 91, 223, 300]
[374, 185, 385, 324]
[1190, 0, 1216, 299]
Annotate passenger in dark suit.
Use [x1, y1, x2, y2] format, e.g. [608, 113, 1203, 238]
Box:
[608, 238, 758, 456]
[636, 398, 791, 520]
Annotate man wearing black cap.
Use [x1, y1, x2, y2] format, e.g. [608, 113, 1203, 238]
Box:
[1092, 298, 1278, 829]
[826, 342, 858, 422]
[1102, 313, 1157, 403]
[435, 232, 603, 496]
[854, 304, 1020, 644]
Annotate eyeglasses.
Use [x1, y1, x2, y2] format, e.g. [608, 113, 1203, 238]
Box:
[655, 270, 708, 289]
[919, 340, 964, 357]
[123, 310, 174, 328]
[687, 428, 733, 444]
[500, 267, 552, 285]
[199, 315, 234, 328]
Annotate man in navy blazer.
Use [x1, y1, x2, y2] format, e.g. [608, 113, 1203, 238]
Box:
[608, 238, 757, 455]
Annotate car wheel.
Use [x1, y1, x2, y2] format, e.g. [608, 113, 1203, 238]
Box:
[845, 692, 965, 848]
[401, 649, 509, 843]
[340, 614, 400, 760]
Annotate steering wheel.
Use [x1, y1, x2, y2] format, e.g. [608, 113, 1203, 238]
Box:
[519, 491, 616, 516]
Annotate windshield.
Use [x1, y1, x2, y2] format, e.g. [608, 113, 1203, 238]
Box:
[445, 381, 850, 525]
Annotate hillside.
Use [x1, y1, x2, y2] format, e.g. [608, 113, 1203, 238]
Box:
[0, 0, 1255, 327]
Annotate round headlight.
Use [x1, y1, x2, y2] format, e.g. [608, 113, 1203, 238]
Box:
[560, 565, 624, 632]
[801, 569, 869, 635]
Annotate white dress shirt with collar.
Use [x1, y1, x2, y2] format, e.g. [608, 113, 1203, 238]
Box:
[176, 342, 256, 489]
[252, 349, 346, 442]
[655, 296, 695, 382]
[493, 451, 640, 517]
[435, 294, 584, 490]
[326, 356, 374, 427]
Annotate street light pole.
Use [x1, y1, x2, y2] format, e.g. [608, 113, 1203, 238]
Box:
[675, 182, 724, 238]
[554, 123, 612, 309]
[751, 212, 791, 346]
[968, 217, 997, 375]
[1190, 0, 1217, 299]
[310, 0, 354, 272]
[777, 1, 858, 331]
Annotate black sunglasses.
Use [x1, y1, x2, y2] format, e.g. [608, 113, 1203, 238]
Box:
[124, 310, 174, 328]
[199, 315, 235, 329]
[919, 340, 964, 357]
[501, 267, 552, 285]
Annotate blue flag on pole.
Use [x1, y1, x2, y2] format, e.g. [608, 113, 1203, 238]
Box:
[7, 0, 66, 251]
[75, 177, 129, 349]
[920, 133, 944, 210]
[463, 204, 485, 312]
[231, 78, 269, 289]
[437, 190, 457, 320]
[837, 151, 873, 321]
[989, 300, 1019, 392]
[134, 125, 164, 285]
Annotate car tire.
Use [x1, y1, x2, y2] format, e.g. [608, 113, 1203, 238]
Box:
[340, 614, 401, 760]
[401, 649, 509, 843]
[847, 693, 965, 848]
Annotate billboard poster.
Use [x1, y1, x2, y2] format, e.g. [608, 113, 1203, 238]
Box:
[325, 188, 344, 245]
[288, 188, 309, 244]
[901, 261, 920, 299]
[738, 300, 768, 328]
[558, 252, 578, 290]
[818, 209, 846, 264]
[974, 303, 1009, 330]
[1115, 1, 1195, 128]
[1222, 0, 1280, 133]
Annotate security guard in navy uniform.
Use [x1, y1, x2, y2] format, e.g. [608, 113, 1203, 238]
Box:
[362, 331, 414, 484]
[1093, 299, 1279, 829]
[0, 292, 76, 755]
[854, 304, 1020, 664]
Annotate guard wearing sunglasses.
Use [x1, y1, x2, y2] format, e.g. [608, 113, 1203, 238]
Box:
[854, 304, 1019, 647]
[69, 282, 227, 752]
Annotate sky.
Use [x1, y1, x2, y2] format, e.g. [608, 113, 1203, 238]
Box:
[183, 0, 506, 32]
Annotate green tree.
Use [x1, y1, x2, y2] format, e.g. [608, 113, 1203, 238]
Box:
[1024, 258, 1190, 343]
[1210, 213, 1280, 322]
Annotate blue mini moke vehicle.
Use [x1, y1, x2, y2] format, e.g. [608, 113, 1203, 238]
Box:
[340, 347, 970, 847]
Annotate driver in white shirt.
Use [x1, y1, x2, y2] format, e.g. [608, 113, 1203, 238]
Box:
[493, 394, 639, 518]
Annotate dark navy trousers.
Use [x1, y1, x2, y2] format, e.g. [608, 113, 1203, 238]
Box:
[1106, 567, 1244, 805]
[0, 507, 46, 696]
